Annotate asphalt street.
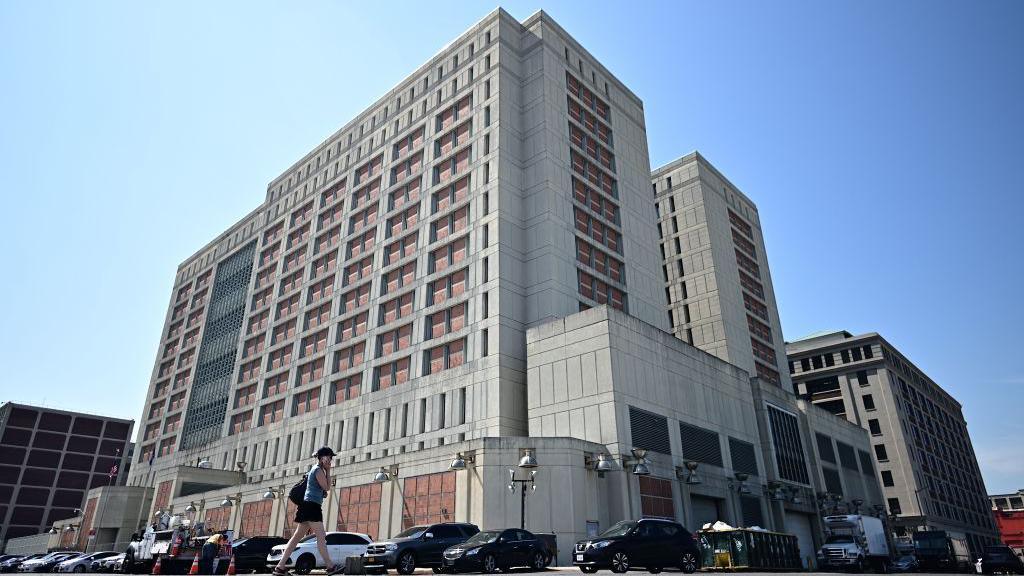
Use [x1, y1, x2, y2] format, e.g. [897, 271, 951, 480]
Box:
[239, 565, 958, 569]
[241, 571, 963, 576]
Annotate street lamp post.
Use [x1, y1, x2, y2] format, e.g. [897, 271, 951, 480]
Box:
[507, 449, 539, 530]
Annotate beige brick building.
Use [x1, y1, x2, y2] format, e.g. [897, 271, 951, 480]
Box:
[787, 330, 999, 555]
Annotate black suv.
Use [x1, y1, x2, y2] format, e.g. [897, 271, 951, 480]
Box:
[573, 518, 700, 574]
[442, 528, 550, 573]
[364, 522, 479, 574]
[231, 536, 287, 572]
[982, 545, 1024, 574]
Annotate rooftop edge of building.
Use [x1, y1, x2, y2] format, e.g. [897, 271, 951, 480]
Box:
[1, 400, 136, 425]
[528, 305, 878, 454]
[651, 150, 762, 214]
[785, 330, 964, 410]
[264, 6, 645, 198]
[171, 6, 646, 281]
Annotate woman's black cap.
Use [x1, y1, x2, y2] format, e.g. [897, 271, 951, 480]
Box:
[314, 446, 336, 458]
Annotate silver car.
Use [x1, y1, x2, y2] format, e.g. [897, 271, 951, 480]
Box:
[17, 553, 78, 573]
[58, 553, 118, 573]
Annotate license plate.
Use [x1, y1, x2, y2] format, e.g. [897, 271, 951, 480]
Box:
[366, 557, 378, 564]
[576, 554, 584, 562]
[445, 560, 454, 565]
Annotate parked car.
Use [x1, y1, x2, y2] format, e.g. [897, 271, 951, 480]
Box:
[573, 518, 701, 574]
[441, 528, 550, 573]
[891, 554, 920, 573]
[364, 523, 479, 575]
[0, 559, 18, 566]
[1, 555, 42, 573]
[89, 554, 122, 574]
[17, 553, 79, 573]
[266, 532, 371, 575]
[58, 552, 118, 573]
[982, 546, 1024, 574]
[230, 536, 286, 573]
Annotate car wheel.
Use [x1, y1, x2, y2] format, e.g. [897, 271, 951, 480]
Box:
[531, 551, 547, 571]
[579, 567, 598, 574]
[610, 552, 630, 574]
[482, 554, 498, 574]
[679, 551, 698, 574]
[396, 552, 416, 576]
[293, 554, 315, 575]
[75, 566, 86, 573]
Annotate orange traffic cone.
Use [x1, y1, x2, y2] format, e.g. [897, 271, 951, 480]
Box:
[188, 553, 200, 575]
[151, 557, 162, 575]
[226, 554, 236, 576]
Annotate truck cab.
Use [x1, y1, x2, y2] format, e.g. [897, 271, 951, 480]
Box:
[816, 514, 890, 572]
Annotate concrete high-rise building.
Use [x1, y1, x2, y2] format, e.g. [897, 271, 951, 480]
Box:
[122, 8, 670, 551]
[98, 9, 884, 567]
[787, 331, 999, 555]
[0, 402, 133, 548]
[651, 152, 790, 388]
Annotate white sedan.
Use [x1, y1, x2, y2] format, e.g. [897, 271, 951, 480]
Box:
[58, 552, 118, 572]
[266, 532, 371, 575]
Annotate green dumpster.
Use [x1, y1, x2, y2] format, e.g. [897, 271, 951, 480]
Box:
[698, 528, 802, 571]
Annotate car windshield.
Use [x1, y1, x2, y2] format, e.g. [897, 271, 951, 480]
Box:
[464, 531, 502, 545]
[826, 535, 855, 543]
[394, 526, 428, 539]
[298, 535, 317, 544]
[599, 521, 636, 538]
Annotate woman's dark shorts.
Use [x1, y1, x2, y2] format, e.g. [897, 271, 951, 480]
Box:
[295, 500, 323, 523]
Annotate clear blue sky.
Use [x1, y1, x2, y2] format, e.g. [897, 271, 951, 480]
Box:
[1, 1, 1021, 492]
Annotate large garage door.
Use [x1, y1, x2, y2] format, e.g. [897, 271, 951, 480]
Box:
[690, 495, 724, 531]
[785, 511, 816, 569]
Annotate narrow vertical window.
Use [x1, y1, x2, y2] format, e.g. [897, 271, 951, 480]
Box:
[481, 328, 489, 356]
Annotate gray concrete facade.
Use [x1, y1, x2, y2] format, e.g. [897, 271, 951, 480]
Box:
[527, 306, 884, 568]
[787, 330, 999, 555]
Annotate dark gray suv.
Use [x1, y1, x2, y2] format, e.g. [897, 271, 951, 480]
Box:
[364, 522, 479, 574]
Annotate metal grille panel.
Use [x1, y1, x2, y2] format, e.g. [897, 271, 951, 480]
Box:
[837, 441, 858, 471]
[740, 495, 763, 527]
[767, 405, 809, 484]
[181, 241, 257, 450]
[679, 422, 722, 466]
[858, 450, 874, 476]
[822, 466, 843, 495]
[816, 433, 836, 463]
[729, 437, 759, 476]
[628, 406, 671, 455]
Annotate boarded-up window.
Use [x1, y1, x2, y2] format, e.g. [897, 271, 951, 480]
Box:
[240, 500, 272, 537]
[639, 476, 674, 519]
[337, 483, 382, 539]
[402, 472, 456, 529]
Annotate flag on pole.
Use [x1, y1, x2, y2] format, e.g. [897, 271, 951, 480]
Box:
[109, 464, 118, 479]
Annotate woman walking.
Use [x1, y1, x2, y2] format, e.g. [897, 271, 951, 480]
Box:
[273, 447, 343, 576]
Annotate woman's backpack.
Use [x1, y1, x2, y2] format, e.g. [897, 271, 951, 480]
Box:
[287, 473, 308, 505]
